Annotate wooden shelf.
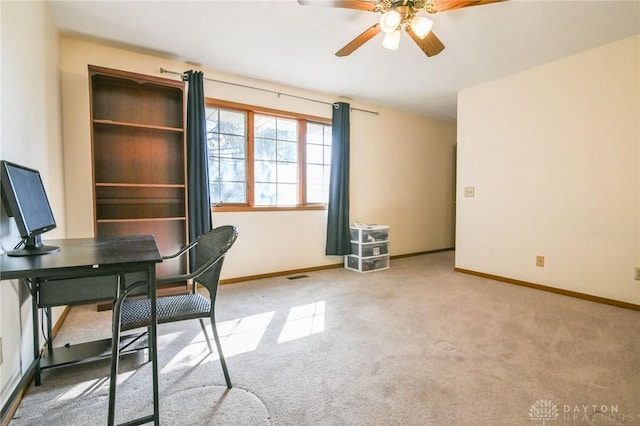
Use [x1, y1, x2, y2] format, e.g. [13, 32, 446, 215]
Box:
[96, 198, 184, 204]
[95, 183, 185, 188]
[90, 66, 184, 129]
[93, 119, 184, 133]
[96, 217, 186, 224]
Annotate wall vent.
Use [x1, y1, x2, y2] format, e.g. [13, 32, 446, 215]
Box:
[287, 274, 309, 280]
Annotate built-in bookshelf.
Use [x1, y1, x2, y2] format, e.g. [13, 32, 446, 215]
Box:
[88, 65, 188, 285]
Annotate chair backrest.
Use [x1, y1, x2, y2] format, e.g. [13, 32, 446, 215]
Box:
[192, 225, 239, 294]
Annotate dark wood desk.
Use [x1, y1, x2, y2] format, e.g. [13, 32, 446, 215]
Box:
[0, 235, 162, 425]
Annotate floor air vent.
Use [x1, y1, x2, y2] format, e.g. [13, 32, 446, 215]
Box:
[287, 274, 309, 280]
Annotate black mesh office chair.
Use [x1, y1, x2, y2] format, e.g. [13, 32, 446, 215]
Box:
[108, 225, 239, 424]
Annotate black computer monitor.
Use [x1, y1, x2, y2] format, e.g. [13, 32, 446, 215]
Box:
[0, 160, 60, 256]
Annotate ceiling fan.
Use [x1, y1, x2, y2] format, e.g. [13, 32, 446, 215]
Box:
[297, 0, 506, 57]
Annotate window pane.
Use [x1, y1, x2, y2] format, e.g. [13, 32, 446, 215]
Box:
[208, 157, 221, 181]
[323, 125, 332, 143]
[255, 183, 276, 206]
[277, 118, 297, 141]
[255, 115, 276, 138]
[307, 184, 324, 204]
[206, 109, 219, 132]
[307, 164, 324, 185]
[255, 138, 276, 161]
[219, 110, 245, 134]
[307, 123, 323, 144]
[209, 182, 221, 203]
[307, 145, 324, 164]
[219, 135, 245, 158]
[221, 182, 246, 203]
[277, 183, 298, 205]
[220, 158, 246, 182]
[255, 160, 276, 183]
[277, 163, 298, 184]
[324, 146, 332, 163]
[207, 132, 220, 151]
[277, 141, 297, 162]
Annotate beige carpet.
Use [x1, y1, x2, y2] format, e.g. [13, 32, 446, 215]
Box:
[10, 251, 640, 425]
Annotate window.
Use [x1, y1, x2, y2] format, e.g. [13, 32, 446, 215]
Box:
[305, 122, 332, 204]
[205, 99, 331, 211]
[254, 114, 299, 206]
[206, 108, 247, 204]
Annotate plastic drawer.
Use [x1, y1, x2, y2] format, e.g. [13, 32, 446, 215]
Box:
[351, 242, 389, 257]
[344, 255, 389, 273]
[350, 226, 389, 243]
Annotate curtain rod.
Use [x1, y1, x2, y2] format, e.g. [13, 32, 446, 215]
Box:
[159, 68, 378, 115]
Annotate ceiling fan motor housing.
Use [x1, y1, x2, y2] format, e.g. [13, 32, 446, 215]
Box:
[376, 0, 436, 15]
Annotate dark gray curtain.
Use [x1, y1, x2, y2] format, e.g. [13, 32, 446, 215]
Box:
[184, 71, 212, 268]
[325, 102, 351, 255]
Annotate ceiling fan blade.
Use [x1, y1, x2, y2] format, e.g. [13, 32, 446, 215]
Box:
[406, 27, 445, 57]
[430, 0, 506, 13]
[297, 0, 378, 11]
[336, 23, 382, 57]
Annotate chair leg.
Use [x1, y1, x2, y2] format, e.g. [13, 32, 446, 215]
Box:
[199, 318, 214, 353]
[210, 312, 232, 388]
[108, 296, 124, 426]
[146, 325, 152, 363]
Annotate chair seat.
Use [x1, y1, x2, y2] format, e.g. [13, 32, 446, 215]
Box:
[121, 293, 212, 331]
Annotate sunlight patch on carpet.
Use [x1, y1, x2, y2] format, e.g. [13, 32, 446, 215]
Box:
[219, 311, 275, 356]
[161, 312, 275, 373]
[161, 338, 213, 373]
[161, 304, 328, 372]
[57, 372, 132, 401]
[278, 301, 325, 344]
[157, 331, 186, 349]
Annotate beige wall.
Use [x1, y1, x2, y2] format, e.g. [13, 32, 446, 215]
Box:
[349, 107, 456, 255]
[59, 37, 457, 279]
[0, 0, 65, 409]
[456, 35, 640, 305]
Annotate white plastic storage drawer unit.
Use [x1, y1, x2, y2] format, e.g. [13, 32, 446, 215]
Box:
[344, 225, 389, 273]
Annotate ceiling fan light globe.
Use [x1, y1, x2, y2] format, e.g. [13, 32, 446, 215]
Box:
[382, 30, 401, 50]
[379, 10, 401, 33]
[410, 15, 433, 39]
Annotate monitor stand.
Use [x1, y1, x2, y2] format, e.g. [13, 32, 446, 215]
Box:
[8, 234, 60, 257]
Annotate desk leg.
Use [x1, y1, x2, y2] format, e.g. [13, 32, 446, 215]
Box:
[31, 282, 41, 386]
[46, 308, 53, 355]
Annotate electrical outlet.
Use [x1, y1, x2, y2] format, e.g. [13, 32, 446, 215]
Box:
[536, 256, 545, 267]
[635, 267, 640, 281]
[464, 187, 475, 197]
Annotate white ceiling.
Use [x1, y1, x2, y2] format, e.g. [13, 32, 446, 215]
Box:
[48, 0, 640, 122]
